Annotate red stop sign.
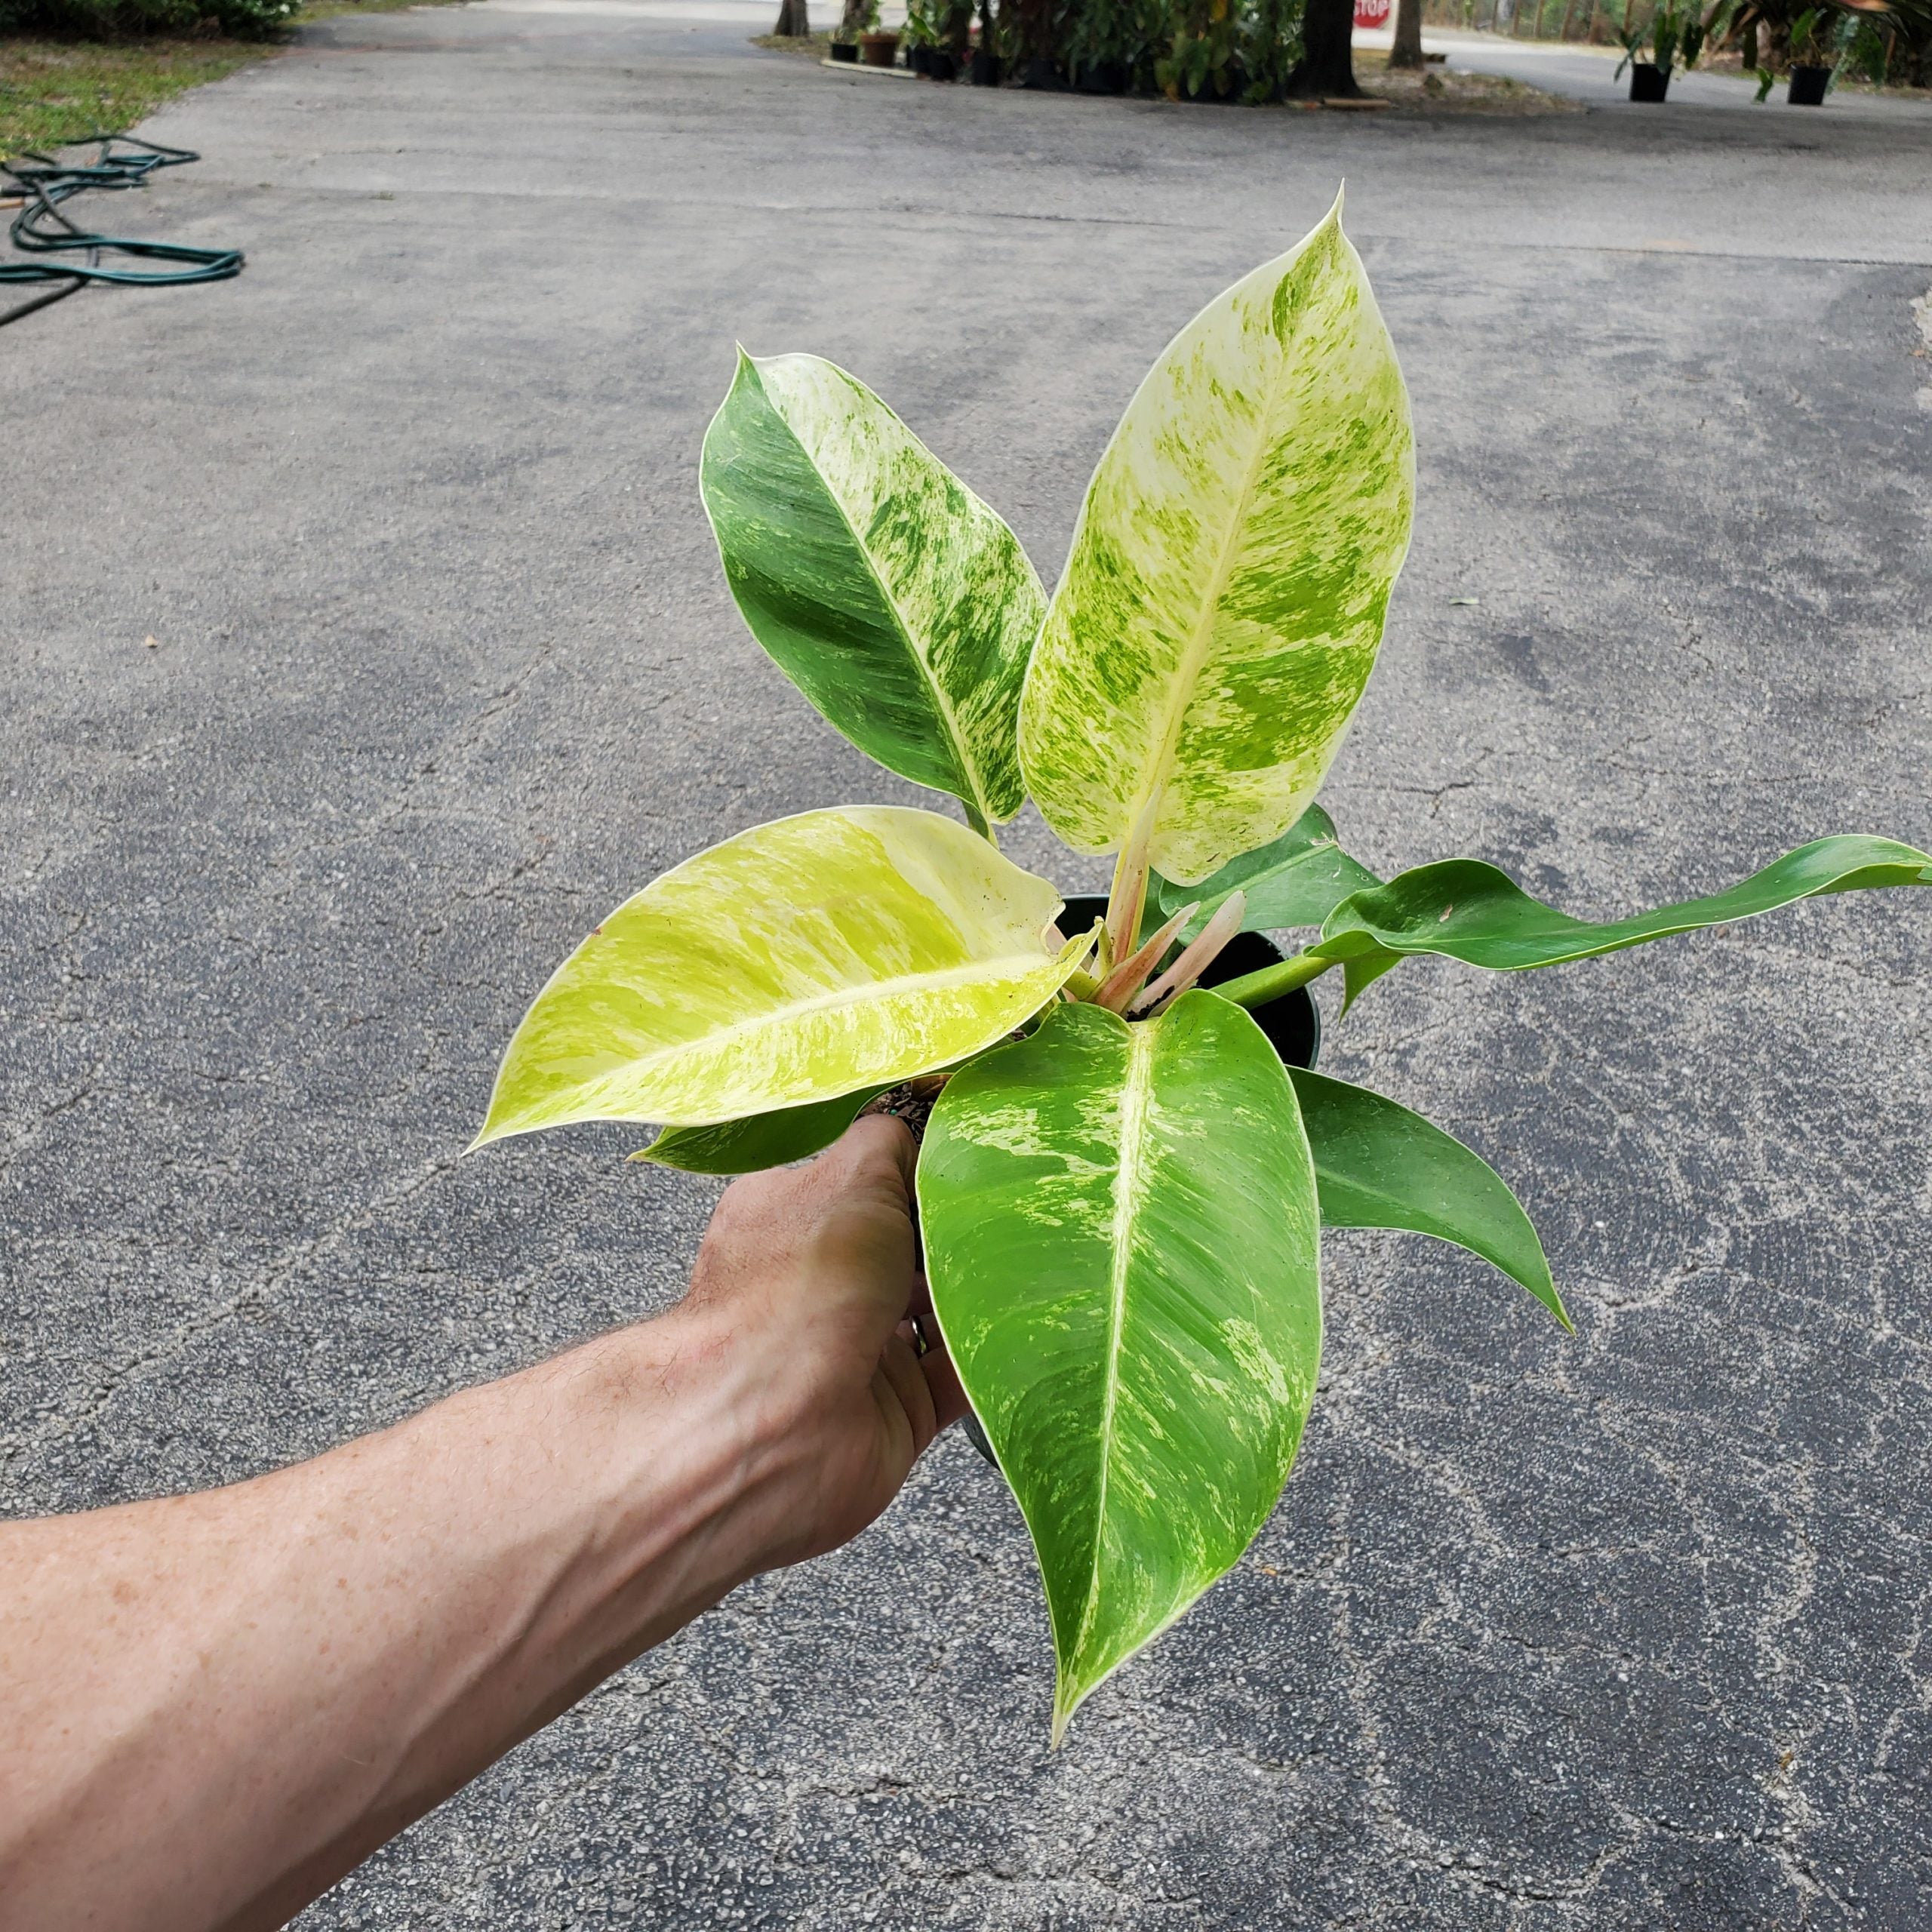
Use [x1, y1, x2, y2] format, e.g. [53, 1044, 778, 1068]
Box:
[1354, 0, 1391, 23]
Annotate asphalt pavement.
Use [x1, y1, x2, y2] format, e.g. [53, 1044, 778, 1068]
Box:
[4, 7, 1931, 1926]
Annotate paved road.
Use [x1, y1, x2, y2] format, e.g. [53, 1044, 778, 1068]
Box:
[1359, 21, 1932, 120]
[4, 8, 1930, 1927]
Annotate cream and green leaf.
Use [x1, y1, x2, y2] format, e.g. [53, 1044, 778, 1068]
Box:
[475, 808, 1081, 1142]
[1020, 191, 1414, 887]
[918, 993, 1322, 1741]
[702, 350, 1044, 835]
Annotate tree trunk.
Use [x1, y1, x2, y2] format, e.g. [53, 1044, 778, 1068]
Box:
[1389, 0, 1424, 66]
[773, 0, 811, 33]
[837, 0, 871, 38]
[1284, 0, 1361, 95]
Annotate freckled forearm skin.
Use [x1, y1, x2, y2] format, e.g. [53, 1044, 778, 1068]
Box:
[0, 1119, 959, 1932]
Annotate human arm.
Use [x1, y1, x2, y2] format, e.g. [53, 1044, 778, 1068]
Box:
[0, 1115, 961, 1932]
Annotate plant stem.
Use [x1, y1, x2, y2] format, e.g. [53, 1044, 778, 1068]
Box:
[1104, 801, 1157, 966]
[1214, 949, 1337, 1008]
[1128, 891, 1246, 1016]
[1091, 902, 1195, 1013]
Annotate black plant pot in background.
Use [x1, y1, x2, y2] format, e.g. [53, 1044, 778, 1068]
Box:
[1057, 897, 1321, 1072]
[970, 48, 1002, 84]
[925, 49, 957, 79]
[1075, 57, 1127, 93]
[908, 43, 930, 72]
[1629, 61, 1669, 100]
[1788, 63, 1831, 103]
[1022, 55, 1064, 88]
[829, 38, 859, 60]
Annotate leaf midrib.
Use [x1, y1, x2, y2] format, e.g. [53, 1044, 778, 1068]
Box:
[767, 366, 998, 831]
[1072, 1018, 1157, 1672]
[1124, 275, 1306, 843]
[555, 953, 1057, 1101]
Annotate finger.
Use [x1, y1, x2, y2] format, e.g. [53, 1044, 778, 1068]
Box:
[904, 1274, 970, 1433]
[877, 1333, 939, 1459]
[823, 1111, 917, 1202]
[919, 1341, 969, 1435]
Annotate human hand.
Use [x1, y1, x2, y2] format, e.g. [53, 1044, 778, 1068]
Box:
[677, 1115, 968, 1567]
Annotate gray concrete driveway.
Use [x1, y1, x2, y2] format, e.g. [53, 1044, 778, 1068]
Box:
[4, 8, 1931, 1926]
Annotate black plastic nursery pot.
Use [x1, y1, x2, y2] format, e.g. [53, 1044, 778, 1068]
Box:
[1629, 61, 1669, 101]
[1057, 896, 1321, 1072]
[970, 49, 1002, 85]
[1788, 63, 1831, 104]
[1022, 55, 1064, 88]
[925, 49, 957, 79]
[829, 38, 859, 60]
[907, 43, 929, 72]
[1075, 58, 1127, 93]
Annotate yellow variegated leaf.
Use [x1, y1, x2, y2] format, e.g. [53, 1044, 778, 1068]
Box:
[1020, 190, 1414, 886]
[475, 808, 1081, 1142]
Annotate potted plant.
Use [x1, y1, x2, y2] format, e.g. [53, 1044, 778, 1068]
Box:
[969, 0, 1003, 82]
[901, 0, 935, 71]
[902, 0, 960, 76]
[832, 0, 880, 60]
[1786, 4, 1838, 96]
[475, 194, 1930, 1743]
[1065, 0, 1131, 91]
[1615, 0, 1710, 99]
[1721, 0, 1856, 100]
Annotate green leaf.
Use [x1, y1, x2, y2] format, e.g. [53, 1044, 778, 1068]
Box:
[701, 350, 1044, 832]
[917, 992, 1321, 1742]
[475, 807, 1084, 1143]
[635, 1084, 892, 1174]
[1019, 191, 1414, 887]
[1309, 835, 1932, 996]
[1152, 803, 1380, 940]
[1288, 1066, 1568, 1329]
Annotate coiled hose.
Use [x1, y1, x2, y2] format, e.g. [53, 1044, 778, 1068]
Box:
[2, 133, 243, 331]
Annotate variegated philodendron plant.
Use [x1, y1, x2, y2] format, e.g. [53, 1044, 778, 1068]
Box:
[475, 192, 1930, 1743]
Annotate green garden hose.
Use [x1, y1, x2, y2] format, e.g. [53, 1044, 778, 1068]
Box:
[1, 133, 242, 331]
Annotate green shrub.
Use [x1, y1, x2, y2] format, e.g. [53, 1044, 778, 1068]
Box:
[0, 0, 297, 39]
[899, 0, 1304, 92]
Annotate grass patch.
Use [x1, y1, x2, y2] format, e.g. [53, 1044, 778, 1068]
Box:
[750, 29, 832, 57]
[1354, 50, 1575, 111]
[1, 36, 264, 158]
[1, 1, 472, 163]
